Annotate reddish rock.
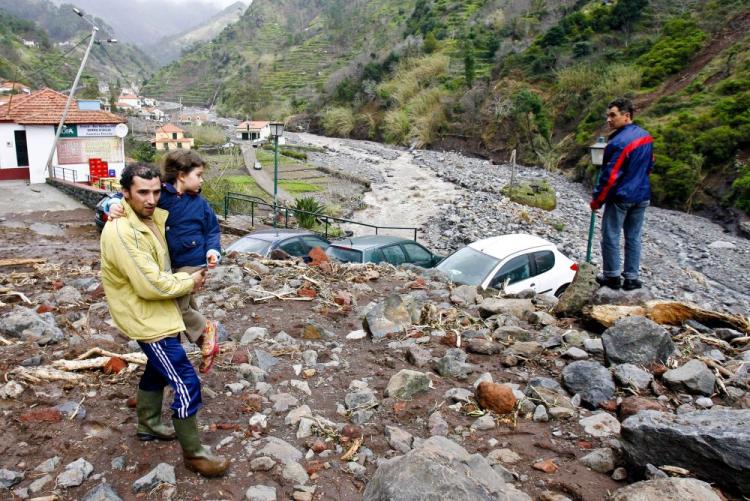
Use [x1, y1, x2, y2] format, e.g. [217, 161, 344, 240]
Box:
[297, 287, 317, 298]
[341, 424, 363, 439]
[310, 440, 327, 454]
[103, 357, 127, 375]
[578, 440, 594, 450]
[646, 362, 668, 377]
[308, 247, 329, 266]
[126, 396, 137, 408]
[333, 291, 353, 306]
[231, 351, 249, 365]
[393, 401, 407, 414]
[533, 458, 559, 473]
[36, 302, 55, 314]
[306, 460, 325, 475]
[618, 396, 665, 420]
[599, 400, 618, 412]
[242, 394, 263, 413]
[51, 280, 64, 290]
[20, 407, 63, 424]
[406, 278, 427, 289]
[476, 382, 517, 415]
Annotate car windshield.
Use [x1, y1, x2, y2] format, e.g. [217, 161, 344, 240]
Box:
[326, 245, 363, 263]
[228, 237, 271, 256]
[436, 247, 500, 286]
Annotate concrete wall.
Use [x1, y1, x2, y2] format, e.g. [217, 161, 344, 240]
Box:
[46, 177, 108, 210]
[0, 122, 25, 168]
[26, 125, 58, 184]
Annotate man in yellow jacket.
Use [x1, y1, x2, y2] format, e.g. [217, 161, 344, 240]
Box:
[100, 163, 229, 477]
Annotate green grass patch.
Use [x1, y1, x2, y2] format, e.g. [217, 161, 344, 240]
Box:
[202, 175, 269, 215]
[278, 180, 321, 194]
[502, 180, 557, 211]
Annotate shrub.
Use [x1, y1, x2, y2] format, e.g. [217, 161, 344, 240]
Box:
[185, 125, 226, 147]
[383, 109, 411, 144]
[322, 106, 355, 137]
[280, 149, 307, 160]
[637, 18, 706, 87]
[731, 163, 750, 212]
[293, 196, 326, 229]
[695, 126, 741, 164]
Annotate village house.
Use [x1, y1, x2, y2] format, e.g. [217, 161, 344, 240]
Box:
[235, 120, 270, 142]
[116, 92, 140, 110]
[0, 88, 126, 183]
[153, 123, 194, 151]
[177, 112, 209, 126]
[139, 107, 165, 121]
[0, 81, 32, 95]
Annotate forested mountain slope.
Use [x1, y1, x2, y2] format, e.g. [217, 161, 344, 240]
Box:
[144, 0, 750, 218]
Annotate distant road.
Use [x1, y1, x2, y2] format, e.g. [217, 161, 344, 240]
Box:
[239, 143, 294, 205]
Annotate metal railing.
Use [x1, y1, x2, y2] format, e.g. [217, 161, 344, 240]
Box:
[222, 192, 419, 241]
[53, 166, 77, 183]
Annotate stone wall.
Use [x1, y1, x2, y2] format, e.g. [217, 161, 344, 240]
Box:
[46, 178, 107, 210]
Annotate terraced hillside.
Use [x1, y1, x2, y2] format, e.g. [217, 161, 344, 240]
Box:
[141, 0, 418, 116]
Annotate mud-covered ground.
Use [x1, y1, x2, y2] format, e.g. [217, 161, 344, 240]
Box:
[0, 209, 632, 501]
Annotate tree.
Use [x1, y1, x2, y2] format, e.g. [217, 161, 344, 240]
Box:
[424, 32, 438, 54]
[609, 0, 648, 42]
[463, 41, 475, 88]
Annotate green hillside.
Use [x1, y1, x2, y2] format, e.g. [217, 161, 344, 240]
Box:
[0, 1, 156, 87]
[142, 0, 750, 216]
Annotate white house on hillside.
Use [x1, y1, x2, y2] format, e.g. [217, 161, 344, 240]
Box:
[0, 89, 126, 183]
[235, 120, 270, 142]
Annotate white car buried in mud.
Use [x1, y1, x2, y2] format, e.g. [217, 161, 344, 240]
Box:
[436, 234, 577, 297]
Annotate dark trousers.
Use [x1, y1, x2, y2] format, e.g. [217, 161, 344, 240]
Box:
[138, 336, 202, 419]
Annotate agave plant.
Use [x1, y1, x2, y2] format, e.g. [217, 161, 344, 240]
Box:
[293, 196, 326, 229]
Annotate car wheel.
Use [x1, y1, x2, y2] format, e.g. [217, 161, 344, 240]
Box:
[554, 284, 570, 298]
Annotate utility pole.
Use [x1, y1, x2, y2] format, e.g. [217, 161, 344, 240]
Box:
[45, 9, 98, 179]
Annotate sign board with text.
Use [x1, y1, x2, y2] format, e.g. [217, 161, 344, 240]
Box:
[56, 124, 119, 138]
[56, 137, 124, 165]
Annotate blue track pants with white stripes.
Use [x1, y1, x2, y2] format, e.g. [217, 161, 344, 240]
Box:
[138, 336, 202, 419]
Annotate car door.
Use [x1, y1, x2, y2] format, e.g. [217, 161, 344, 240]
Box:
[301, 235, 330, 254]
[402, 242, 435, 268]
[486, 253, 537, 294]
[381, 245, 407, 266]
[530, 250, 558, 295]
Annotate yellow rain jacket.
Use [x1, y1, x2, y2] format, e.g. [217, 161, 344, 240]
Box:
[100, 200, 194, 341]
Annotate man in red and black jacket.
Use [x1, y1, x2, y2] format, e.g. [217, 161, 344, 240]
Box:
[590, 97, 653, 291]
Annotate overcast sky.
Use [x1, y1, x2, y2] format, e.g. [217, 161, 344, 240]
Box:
[166, 0, 247, 7]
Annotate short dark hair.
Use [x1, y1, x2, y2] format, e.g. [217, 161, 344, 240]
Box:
[608, 97, 635, 118]
[120, 163, 161, 190]
[162, 150, 206, 185]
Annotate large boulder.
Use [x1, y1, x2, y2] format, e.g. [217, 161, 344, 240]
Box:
[552, 262, 597, 317]
[608, 478, 722, 501]
[0, 306, 64, 343]
[561, 360, 615, 409]
[362, 436, 530, 501]
[363, 295, 417, 340]
[601, 317, 674, 366]
[621, 409, 750, 495]
[662, 359, 715, 396]
[478, 298, 533, 320]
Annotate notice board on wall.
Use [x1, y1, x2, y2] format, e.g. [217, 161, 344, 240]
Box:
[56, 137, 123, 165]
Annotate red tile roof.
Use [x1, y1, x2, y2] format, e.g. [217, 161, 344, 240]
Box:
[157, 123, 185, 133]
[237, 120, 269, 129]
[0, 88, 125, 125]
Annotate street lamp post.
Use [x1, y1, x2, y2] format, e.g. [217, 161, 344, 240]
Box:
[269, 121, 284, 227]
[45, 9, 117, 180]
[586, 136, 607, 263]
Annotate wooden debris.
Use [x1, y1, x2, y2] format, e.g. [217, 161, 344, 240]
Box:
[0, 335, 14, 346]
[0, 288, 32, 304]
[340, 437, 363, 462]
[10, 366, 87, 383]
[588, 300, 750, 334]
[0, 258, 45, 267]
[74, 347, 147, 364]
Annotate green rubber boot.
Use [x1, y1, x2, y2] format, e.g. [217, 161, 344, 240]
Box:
[136, 389, 176, 441]
[173, 415, 229, 477]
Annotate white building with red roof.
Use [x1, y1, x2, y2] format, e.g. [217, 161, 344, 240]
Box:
[235, 120, 270, 142]
[0, 88, 126, 183]
[153, 123, 194, 151]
